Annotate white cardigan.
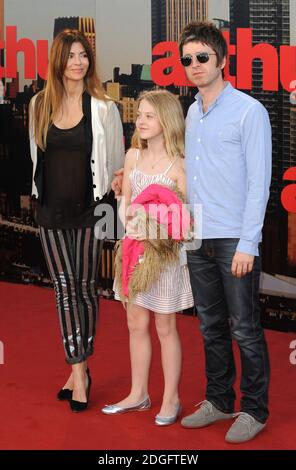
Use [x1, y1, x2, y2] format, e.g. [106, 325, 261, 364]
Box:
[29, 95, 124, 201]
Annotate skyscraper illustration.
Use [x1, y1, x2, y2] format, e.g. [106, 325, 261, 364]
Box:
[151, 0, 208, 99]
[152, 0, 208, 46]
[54, 16, 96, 55]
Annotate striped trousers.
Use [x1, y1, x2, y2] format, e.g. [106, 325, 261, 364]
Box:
[39, 227, 103, 364]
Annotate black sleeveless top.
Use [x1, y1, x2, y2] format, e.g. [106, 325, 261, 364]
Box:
[36, 116, 97, 228]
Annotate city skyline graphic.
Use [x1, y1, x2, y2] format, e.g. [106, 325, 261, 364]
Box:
[0, 0, 296, 331]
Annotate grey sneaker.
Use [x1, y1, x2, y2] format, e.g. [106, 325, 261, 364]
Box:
[181, 400, 234, 428]
[225, 412, 266, 443]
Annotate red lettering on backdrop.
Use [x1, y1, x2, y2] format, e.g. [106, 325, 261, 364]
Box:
[6, 26, 36, 79]
[151, 28, 295, 92]
[150, 41, 190, 87]
[1, 26, 295, 91]
[280, 45, 296, 92]
[0, 26, 48, 80]
[150, 38, 235, 87]
[281, 168, 296, 213]
[1, 26, 296, 212]
[236, 28, 278, 91]
[150, 32, 237, 87]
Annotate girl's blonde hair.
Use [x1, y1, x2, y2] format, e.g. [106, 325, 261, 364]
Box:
[30, 29, 106, 151]
[131, 89, 185, 159]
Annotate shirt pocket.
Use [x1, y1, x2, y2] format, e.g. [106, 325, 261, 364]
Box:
[217, 125, 241, 151]
[218, 126, 237, 142]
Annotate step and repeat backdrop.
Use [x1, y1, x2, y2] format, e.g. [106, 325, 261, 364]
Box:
[0, 0, 295, 330]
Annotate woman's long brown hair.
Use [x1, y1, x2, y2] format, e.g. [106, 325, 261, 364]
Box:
[31, 29, 106, 150]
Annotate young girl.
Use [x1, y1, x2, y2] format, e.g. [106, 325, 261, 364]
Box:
[101, 90, 194, 425]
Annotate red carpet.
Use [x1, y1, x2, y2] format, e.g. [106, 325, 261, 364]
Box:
[0, 281, 295, 450]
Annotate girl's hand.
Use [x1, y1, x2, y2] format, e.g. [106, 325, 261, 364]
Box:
[125, 215, 146, 240]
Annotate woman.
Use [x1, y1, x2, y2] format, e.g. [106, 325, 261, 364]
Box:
[29, 29, 124, 412]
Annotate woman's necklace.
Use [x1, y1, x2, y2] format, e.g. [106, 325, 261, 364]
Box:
[150, 155, 168, 169]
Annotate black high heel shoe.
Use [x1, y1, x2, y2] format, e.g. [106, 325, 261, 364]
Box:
[70, 369, 92, 413]
[57, 368, 89, 402]
[57, 388, 73, 401]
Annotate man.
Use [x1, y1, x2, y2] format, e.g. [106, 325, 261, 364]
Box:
[178, 21, 271, 443]
[112, 21, 271, 444]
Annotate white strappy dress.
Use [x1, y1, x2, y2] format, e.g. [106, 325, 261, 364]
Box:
[114, 151, 194, 314]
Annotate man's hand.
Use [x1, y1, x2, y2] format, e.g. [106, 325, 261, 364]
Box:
[111, 168, 124, 199]
[231, 251, 254, 278]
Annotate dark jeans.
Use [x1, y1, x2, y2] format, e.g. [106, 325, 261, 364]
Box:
[187, 239, 270, 423]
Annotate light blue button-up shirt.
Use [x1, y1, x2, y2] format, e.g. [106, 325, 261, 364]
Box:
[185, 82, 272, 256]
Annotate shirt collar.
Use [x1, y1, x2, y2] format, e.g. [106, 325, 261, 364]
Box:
[194, 81, 234, 107]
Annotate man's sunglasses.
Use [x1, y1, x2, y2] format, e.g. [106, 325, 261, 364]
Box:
[180, 52, 216, 67]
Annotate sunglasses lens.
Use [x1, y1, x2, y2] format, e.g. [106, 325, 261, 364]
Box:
[181, 53, 211, 66]
[197, 53, 210, 63]
[180, 56, 192, 67]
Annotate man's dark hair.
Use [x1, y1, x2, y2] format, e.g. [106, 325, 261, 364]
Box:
[179, 21, 228, 67]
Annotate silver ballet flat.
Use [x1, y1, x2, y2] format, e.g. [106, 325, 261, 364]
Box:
[155, 404, 182, 426]
[101, 396, 151, 415]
